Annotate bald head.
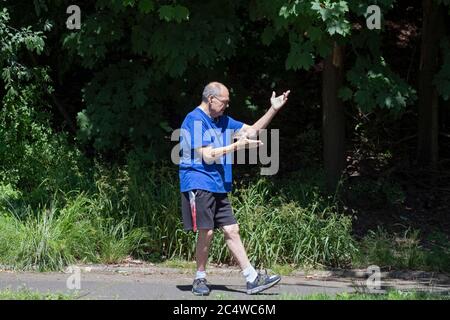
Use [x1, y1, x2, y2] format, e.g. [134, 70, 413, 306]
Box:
[201, 82, 228, 103]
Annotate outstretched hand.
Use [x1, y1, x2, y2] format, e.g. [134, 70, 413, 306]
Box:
[270, 90, 291, 111]
[236, 137, 263, 150]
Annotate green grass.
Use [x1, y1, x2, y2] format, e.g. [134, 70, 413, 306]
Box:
[269, 264, 297, 276]
[89, 159, 356, 269]
[1, 154, 448, 273]
[0, 288, 77, 300]
[353, 227, 450, 272]
[158, 259, 197, 270]
[276, 290, 450, 300]
[209, 178, 357, 269]
[1, 288, 447, 300]
[0, 192, 148, 271]
[213, 293, 235, 300]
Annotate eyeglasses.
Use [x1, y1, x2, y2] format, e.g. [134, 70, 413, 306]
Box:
[212, 95, 229, 108]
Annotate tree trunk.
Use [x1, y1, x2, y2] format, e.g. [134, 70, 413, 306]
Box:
[323, 42, 345, 192]
[417, 0, 445, 167]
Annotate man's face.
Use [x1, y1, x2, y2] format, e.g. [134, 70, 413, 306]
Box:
[209, 89, 229, 118]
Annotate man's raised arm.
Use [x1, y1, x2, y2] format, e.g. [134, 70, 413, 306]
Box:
[237, 90, 290, 139]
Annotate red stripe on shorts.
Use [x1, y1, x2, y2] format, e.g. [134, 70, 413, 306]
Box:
[189, 191, 197, 232]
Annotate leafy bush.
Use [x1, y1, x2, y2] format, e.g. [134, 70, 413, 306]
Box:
[0, 183, 22, 212]
[342, 56, 417, 113]
[0, 8, 89, 206]
[345, 178, 405, 208]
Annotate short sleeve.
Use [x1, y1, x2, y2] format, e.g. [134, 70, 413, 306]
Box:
[181, 116, 213, 150]
[226, 115, 244, 132]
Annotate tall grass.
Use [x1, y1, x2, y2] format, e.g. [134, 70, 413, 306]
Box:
[3, 156, 447, 272]
[209, 179, 356, 268]
[90, 157, 197, 261]
[354, 227, 450, 272]
[13, 152, 449, 272]
[0, 193, 147, 271]
[81, 157, 356, 268]
[7, 155, 447, 273]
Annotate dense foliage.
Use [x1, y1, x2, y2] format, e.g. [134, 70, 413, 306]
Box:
[0, 1, 449, 271]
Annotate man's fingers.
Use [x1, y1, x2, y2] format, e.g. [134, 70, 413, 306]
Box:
[271, 89, 291, 109]
[245, 138, 262, 143]
[245, 138, 263, 147]
[251, 141, 264, 147]
[283, 90, 291, 99]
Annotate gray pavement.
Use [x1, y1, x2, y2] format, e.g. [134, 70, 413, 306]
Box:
[0, 264, 449, 300]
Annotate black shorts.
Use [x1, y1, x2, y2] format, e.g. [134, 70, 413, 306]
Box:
[181, 189, 237, 231]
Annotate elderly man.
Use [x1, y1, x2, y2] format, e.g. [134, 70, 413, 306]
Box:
[179, 82, 290, 296]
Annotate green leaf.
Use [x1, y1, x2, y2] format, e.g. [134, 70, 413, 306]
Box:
[172, 5, 189, 22]
[138, 0, 154, 14]
[286, 39, 315, 71]
[316, 40, 331, 58]
[159, 5, 173, 22]
[311, 1, 323, 13]
[327, 20, 351, 36]
[261, 26, 276, 45]
[345, 56, 416, 112]
[122, 0, 136, 7]
[159, 5, 189, 23]
[307, 26, 322, 42]
[159, 121, 172, 133]
[338, 87, 353, 101]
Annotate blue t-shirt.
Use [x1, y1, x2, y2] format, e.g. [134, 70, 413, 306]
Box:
[179, 106, 244, 193]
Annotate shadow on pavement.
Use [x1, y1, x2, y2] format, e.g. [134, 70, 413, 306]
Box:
[176, 284, 278, 296]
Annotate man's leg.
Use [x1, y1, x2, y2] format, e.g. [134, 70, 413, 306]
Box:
[196, 229, 214, 272]
[222, 223, 281, 295]
[192, 229, 214, 296]
[181, 190, 217, 295]
[222, 224, 251, 269]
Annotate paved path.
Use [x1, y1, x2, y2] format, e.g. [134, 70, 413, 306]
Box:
[0, 265, 449, 300]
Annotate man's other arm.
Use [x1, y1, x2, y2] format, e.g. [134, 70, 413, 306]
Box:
[196, 138, 263, 163]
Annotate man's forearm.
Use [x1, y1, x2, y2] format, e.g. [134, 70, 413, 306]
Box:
[251, 105, 278, 132]
[202, 143, 238, 163]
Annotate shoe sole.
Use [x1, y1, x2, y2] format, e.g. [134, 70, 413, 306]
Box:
[247, 277, 281, 295]
[192, 289, 210, 296]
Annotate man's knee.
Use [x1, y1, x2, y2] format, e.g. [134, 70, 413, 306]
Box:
[198, 229, 214, 239]
[222, 224, 240, 239]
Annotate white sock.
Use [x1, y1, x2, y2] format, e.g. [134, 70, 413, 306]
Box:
[242, 265, 258, 283]
[195, 270, 206, 280]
